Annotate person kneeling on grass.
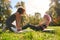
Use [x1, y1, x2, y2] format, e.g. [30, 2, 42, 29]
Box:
[11, 12, 51, 33]
[2, 6, 25, 32]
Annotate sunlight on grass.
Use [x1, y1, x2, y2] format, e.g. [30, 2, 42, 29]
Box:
[0, 26, 60, 40]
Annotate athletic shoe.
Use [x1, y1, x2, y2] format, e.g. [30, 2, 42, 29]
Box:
[11, 27, 17, 33]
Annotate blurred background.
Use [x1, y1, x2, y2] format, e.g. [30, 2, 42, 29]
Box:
[0, 0, 60, 28]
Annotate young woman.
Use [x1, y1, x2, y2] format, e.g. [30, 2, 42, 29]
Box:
[5, 7, 25, 32]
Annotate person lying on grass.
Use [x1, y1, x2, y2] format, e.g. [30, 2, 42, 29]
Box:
[11, 12, 52, 33]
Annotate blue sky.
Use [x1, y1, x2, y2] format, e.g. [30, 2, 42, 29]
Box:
[10, 0, 50, 17]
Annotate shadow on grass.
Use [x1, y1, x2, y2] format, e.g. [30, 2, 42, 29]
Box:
[42, 30, 55, 34]
[0, 31, 3, 34]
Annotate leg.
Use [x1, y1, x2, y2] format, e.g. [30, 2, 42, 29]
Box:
[29, 25, 41, 31]
[6, 14, 16, 32]
[22, 24, 43, 31]
[22, 23, 30, 29]
[22, 23, 46, 31]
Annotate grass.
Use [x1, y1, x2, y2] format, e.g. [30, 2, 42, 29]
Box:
[0, 26, 60, 40]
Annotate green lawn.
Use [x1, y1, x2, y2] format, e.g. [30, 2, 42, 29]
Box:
[0, 26, 60, 40]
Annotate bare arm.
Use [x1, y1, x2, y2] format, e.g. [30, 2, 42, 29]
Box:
[15, 13, 22, 30]
[38, 19, 45, 25]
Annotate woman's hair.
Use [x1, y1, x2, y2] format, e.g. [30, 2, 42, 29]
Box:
[17, 8, 25, 14]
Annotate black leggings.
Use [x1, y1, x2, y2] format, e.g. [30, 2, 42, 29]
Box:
[22, 23, 47, 31]
[6, 14, 16, 31]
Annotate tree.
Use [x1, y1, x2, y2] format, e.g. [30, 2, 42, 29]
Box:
[34, 12, 41, 25]
[15, 2, 21, 8]
[15, 1, 25, 9]
[49, 0, 60, 26]
[0, 0, 12, 27]
[29, 12, 42, 25]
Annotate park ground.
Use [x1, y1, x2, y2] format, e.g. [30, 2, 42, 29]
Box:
[0, 26, 60, 40]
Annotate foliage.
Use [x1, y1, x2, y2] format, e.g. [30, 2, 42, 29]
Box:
[29, 13, 41, 25]
[0, 0, 12, 27]
[15, 1, 25, 8]
[48, 0, 60, 26]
